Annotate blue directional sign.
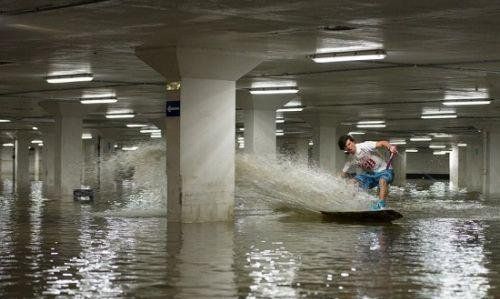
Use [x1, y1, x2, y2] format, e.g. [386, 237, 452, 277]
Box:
[166, 101, 180, 117]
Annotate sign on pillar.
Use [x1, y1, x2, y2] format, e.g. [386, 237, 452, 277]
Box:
[166, 101, 180, 117]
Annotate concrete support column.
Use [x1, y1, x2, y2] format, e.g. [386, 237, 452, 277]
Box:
[0, 145, 14, 181]
[449, 145, 459, 191]
[178, 77, 236, 222]
[239, 92, 293, 159]
[39, 125, 56, 197]
[458, 145, 467, 189]
[484, 127, 500, 195]
[245, 109, 276, 156]
[82, 133, 99, 188]
[40, 102, 85, 197]
[15, 132, 31, 193]
[97, 134, 116, 192]
[306, 114, 340, 173]
[392, 151, 407, 187]
[137, 46, 262, 223]
[464, 138, 483, 193]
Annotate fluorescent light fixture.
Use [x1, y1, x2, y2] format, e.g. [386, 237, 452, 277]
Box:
[31, 140, 43, 144]
[276, 132, 284, 136]
[82, 133, 92, 139]
[421, 114, 457, 119]
[2, 143, 14, 147]
[445, 88, 488, 100]
[140, 129, 161, 133]
[308, 141, 314, 146]
[276, 119, 285, 123]
[32, 126, 38, 130]
[151, 134, 162, 139]
[356, 124, 386, 128]
[405, 149, 418, 153]
[310, 49, 386, 63]
[276, 107, 303, 112]
[237, 137, 244, 141]
[357, 120, 385, 125]
[46, 73, 93, 84]
[422, 108, 456, 115]
[239, 128, 245, 131]
[126, 124, 148, 128]
[390, 139, 406, 145]
[410, 137, 432, 142]
[457, 143, 467, 147]
[122, 146, 138, 151]
[443, 99, 491, 106]
[284, 99, 302, 107]
[429, 144, 446, 149]
[276, 129, 284, 133]
[107, 108, 132, 114]
[0, 119, 11, 122]
[433, 150, 449, 155]
[431, 133, 453, 138]
[250, 87, 299, 95]
[80, 96, 117, 104]
[105, 114, 135, 119]
[348, 131, 365, 135]
[38, 143, 43, 147]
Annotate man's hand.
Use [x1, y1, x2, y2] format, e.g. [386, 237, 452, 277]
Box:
[389, 144, 398, 155]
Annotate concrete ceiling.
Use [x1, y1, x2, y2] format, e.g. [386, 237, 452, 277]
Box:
[1, 0, 499, 145]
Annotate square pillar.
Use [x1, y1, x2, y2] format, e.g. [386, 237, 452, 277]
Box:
[137, 46, 263, 222]
[15, 132, 31, 193]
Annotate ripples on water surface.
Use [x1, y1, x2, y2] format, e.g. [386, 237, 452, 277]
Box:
[1, 153, 500, 298]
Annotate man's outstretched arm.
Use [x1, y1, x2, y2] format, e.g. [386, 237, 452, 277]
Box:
[375, 140, 398, 154]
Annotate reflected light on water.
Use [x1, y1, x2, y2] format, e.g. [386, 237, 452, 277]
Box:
[414, 220, 490, 298]
[246, 243, 299, 298]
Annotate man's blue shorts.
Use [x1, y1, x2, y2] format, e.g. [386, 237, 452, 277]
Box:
[355, 169, 394, 190]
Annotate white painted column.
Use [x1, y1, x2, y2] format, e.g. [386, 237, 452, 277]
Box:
[15, 132, 31, 193]
[56, 108, 83, 196]
[449, 145, 459, 191]
[0, 145, 14, 180]
[457, 145, 467, 189]
[240, 93, 292, 159]
[245, 109, 276, 157]
[40, 125, 57, 197]
[179, 78, 237, 222]
[464, 139, 483, 193]
[40, 102, 84, 197]
[82, 133, 99, 188]
[392, 151, 407, 187]
[137, 46, 262, 223]
[165, 99, 181, 222]
[309, 115, 339, 173]
[484, 127, 500, 195]
[97, 135, 116, 192]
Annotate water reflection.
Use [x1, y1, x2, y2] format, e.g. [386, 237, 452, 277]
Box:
[0, 178, 498, 298]
[166, 222, 237, 298]
[411, 219, 489, 298]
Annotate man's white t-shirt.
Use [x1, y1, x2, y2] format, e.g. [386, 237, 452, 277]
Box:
[342, 141, 389, 173]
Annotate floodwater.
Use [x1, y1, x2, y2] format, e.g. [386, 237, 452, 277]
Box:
[1, 178, 500, 298]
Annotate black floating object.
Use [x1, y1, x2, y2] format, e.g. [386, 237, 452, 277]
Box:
[73, 188, 94, 203]
[321, 209, 403, 223]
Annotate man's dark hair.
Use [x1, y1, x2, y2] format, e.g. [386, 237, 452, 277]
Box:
[338, 134, 354, 150]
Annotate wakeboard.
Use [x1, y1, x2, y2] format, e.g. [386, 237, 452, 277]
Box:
[320, 209, 403, 222]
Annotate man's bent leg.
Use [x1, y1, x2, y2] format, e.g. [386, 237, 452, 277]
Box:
[379, 178, 388, 200]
